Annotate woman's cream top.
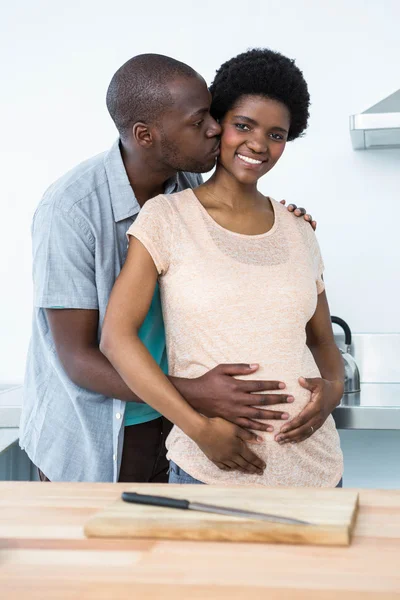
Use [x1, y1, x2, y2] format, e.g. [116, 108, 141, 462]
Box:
[127, 189, 343, 487]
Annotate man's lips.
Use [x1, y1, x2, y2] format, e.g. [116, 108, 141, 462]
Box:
[210, 141, 220, 156]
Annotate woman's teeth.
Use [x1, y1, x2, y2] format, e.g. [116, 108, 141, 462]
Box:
[237, 153, 263, 165]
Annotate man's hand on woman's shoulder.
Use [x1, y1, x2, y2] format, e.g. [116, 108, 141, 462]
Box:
[280, 200, 316, 231]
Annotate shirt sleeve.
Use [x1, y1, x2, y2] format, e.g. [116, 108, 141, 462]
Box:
[303, 222, 325, 295]
[32, 203, 98, 309]
[126, 195, 174, 275]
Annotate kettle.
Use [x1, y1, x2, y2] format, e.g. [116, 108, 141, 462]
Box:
[331, 316, 361, 394]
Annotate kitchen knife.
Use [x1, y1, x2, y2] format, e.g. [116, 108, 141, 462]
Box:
[121, 492, 312, 526]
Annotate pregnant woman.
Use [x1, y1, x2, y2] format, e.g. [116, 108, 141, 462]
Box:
[101, 48, 344, 487]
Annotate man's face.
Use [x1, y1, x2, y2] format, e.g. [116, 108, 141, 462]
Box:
[155, 75, 221, 173]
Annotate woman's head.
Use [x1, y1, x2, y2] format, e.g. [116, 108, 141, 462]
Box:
[210, 48, 310, 184]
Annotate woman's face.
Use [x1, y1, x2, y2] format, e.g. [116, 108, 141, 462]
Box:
[218, 95, 291, 185]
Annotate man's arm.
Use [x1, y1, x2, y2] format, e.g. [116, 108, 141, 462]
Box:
[47, 307, 292, 433]
[46, 308, 142, 401]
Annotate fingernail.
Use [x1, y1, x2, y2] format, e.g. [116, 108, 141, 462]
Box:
[275, 435, 283, 442]
[287, 396, 294, 403]
[267, 426, 274, 432]
[249, 363, 259, 369]
[281, 413, 289, 419]
[278, 382, 286, 389]
[256, 436, 263, 442]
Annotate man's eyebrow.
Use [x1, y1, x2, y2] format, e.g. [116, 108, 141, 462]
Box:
[233, 115, 288, 133]
[188, 107, 209, 119]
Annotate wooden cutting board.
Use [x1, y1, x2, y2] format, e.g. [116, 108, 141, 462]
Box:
[84, 485, 359, 546]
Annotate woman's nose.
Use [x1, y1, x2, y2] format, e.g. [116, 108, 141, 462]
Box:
[247, 136, 268, 154]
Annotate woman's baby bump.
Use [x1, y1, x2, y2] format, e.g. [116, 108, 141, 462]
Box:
[250, 375, 314, 439]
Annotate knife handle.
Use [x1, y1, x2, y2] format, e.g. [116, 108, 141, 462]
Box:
[122, 492, 190, 510]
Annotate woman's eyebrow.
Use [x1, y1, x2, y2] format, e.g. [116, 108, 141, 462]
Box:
[272, 126, 289, 133]
[233, 115, 258, 125]
[233, 115, 288, 134]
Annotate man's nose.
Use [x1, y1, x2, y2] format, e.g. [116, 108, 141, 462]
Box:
[206, 116, 222, 137]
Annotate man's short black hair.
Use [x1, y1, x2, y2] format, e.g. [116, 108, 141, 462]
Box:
[210, 48, 310, 141]
[106, 54, 197, 139]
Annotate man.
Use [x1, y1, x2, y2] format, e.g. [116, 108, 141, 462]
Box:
[20, 54, 314, 482]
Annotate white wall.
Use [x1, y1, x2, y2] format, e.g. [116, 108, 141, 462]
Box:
[1, 0, 399, 384]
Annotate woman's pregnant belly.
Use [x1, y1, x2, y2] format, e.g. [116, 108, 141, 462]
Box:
[234, 353, 322, 436]
[165, 356, 343, 487]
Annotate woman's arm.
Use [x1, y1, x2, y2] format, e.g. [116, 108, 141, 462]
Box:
[274, 290, 344, 444]
[305, 290, 344, 386]
[100, 236, 265, 474]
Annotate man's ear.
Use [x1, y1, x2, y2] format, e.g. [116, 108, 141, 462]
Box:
[132, 122, 153, 148]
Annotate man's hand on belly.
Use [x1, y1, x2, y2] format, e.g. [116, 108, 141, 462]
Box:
[172, 363, 294, 433]
[274, 377, 344, 444]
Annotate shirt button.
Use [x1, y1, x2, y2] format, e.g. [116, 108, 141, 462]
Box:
[113, 454, 116, 461]
[116, 412, 121, 420]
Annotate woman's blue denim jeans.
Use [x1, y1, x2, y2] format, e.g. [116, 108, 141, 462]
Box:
[169, 461, 343, 487]
[169, 461, 204, 484]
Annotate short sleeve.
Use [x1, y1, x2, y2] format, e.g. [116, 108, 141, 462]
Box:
[126, 195, 174, 275]
[302, 222, 325, 295]
[32, 204, 98, 309]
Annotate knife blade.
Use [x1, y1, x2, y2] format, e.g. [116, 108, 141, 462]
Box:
[121, 492, 312, 526]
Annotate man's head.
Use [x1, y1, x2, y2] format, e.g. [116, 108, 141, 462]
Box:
[106, 54, 221, 173]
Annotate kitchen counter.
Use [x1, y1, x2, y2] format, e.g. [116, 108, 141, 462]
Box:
[1, 383, 400, 446]
[0, 386, 22, 456]
[0, 428, 19, 455]
[1, 482, 399, 599]
[333, 383, 400, 429]
[0, 385, 23, 429]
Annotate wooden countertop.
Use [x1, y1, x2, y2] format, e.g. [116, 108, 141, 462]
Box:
[1, 482, 400, 599]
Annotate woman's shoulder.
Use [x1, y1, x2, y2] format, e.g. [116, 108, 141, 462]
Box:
[144, 188, 194, 214]
[137, 189, 189, 222]
[272, 198, 323, 256]
[273, 198, 313, 233]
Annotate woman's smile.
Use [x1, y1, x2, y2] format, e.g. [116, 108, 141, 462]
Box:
[235, 152, 268, 170]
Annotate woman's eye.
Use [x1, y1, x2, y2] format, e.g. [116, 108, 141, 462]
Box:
[193, 120, 204, 127]
[235, 123, 250, 131]
[270, 133, 284, 141]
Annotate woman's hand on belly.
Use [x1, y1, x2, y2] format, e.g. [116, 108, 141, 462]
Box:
[192, 417, 266, 475]
[274, 377, 344, 445]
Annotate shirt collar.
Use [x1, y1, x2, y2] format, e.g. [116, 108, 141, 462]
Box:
[104, 140, 140, 222]
[164, 174, 179, 194]
[104, 139, 179, 222]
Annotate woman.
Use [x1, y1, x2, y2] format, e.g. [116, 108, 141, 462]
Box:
[101, 48, 344, 487]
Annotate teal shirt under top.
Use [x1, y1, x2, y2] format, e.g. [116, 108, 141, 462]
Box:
[124, 282, 167, 426]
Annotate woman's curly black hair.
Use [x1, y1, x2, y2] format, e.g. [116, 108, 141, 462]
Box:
[210, 48, 310, 141]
